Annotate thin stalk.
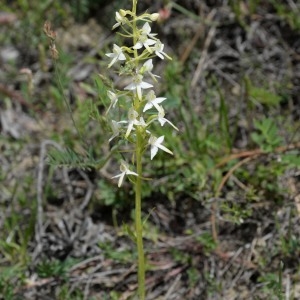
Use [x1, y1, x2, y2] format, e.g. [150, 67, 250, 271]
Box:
[132, 1, 146, 299]
[135, 128, 145, 300]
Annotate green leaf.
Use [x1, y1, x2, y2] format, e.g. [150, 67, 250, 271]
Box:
[282, 153, 300, 167]
[250, 86, 281, 106]
[47, 147, 109, 170]
[251, 118, 283, 151]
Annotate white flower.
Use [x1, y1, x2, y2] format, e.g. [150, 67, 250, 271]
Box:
[108, 120, 121, 142]
[143, 90, 166, 112]
[124, 74, 153, 99]
[106, 44, 126, 68]
[157, 105, 178, 130]
[133, 35, 156, 52]
[152, 40, 171, 60]
[141, 59, 160, 81]
[133, 22, 156, 52]
[106, 91, 119, 114]
[149, 135, 173, 160]
[112, 160, 138, 187]
[141, 22, 157, 39]
[125, 107, 140, 138]
[112, 10, 127, 29]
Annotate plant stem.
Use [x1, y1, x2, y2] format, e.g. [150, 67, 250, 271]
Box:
[135, 128, 145, 300]
[131, 0, 146, 298]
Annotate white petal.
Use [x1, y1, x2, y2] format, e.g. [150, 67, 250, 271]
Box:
[158, 118, 166, 126]
[142, 22, 151, 34]
[108, 57, 118, 68]
[157, 144, 173, 155]
[133, 42, 143, 49]
[144, 59, 153, 70]
[140, 82, 153, 89]
[155, 51, 165, 59]
[118, 173, 125, 187]
[125, 122, 134, 138]
[111, 173, 122, 179]
[156, 136, 165, 144]
[137, 85, 142, 99]
[118, 53, 126, 60]
[150, 146, 158, 160]
[112, 22, 120, 30]
[155, 97, 166, 102]
[126, 170, 138, 176]
[164, 118, 179, 130]
[124, 83, 136, 90]
[143, 102, 153, 112]
[144, 39, 156, 46]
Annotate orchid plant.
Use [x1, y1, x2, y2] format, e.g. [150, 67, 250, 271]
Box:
[105, 1, 176, 299]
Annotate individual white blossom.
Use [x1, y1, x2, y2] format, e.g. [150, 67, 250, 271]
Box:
[112, 10, 127, 29]
[106, 44, 126, 68]
[125, 107, 140, 138]
[143, 90, 166, 112]
[133, 22, 156, 52]
[138, 116, 147, 128]
[157, 105, 178, 130]
[149, 135, 173, 160]
[133, 35, 156, 52]
[106, 91, 119, 114]
[124, 74, 153, 99]
[141, 59, 160, 81]
[140, 22, 157, 39]
[111, 160, 138, 187]
[108, 120, 121, 142]
[152, 40, 171, 60]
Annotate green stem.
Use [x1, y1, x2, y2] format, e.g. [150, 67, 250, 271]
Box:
[131, 1, 146, 299]
[135, 128, 145, 300]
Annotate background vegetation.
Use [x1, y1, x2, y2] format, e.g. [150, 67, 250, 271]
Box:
[0, 0, 299, 299]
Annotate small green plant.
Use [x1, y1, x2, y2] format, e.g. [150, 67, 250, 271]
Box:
[196, 233, 217, 255]
[258, 262, 284, 300]
[99, 242, 134, 263]
[251, 117, 283, 152]
[0, 265, 26, 300]
[36, 258, 71, 278]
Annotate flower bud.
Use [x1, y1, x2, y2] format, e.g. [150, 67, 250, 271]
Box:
[119, 9, 127, 17]
[150, 13, 159, 21]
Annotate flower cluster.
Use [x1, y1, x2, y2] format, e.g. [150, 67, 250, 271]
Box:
[105, 9, 177, 187]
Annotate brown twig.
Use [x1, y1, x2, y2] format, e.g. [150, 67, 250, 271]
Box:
[0, 83, 35, 110]
[216, 141, 300, 169]
[191, 10, 217, 88]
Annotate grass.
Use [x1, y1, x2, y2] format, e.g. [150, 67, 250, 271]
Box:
[0, 0, 300, 299]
